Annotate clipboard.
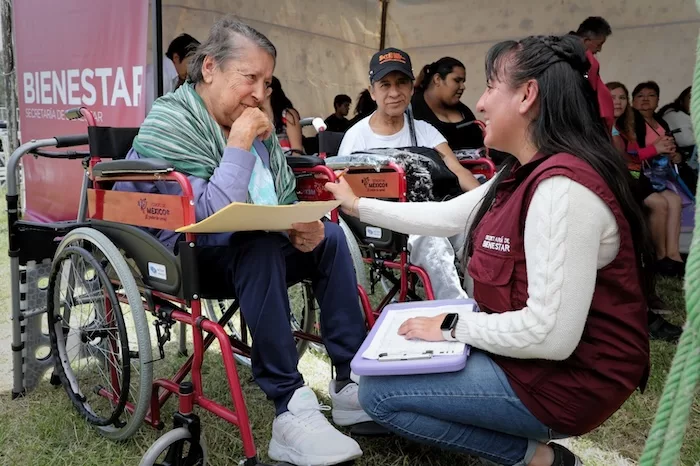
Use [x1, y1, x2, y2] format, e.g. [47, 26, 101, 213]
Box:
[351, 299, 477, 377]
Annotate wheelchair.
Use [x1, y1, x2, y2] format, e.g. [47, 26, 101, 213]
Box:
[6, 107, 375, 465]
[320, 125, 496, 323]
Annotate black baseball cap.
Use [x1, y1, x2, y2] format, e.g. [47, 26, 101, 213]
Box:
[369, 47, 414, 83]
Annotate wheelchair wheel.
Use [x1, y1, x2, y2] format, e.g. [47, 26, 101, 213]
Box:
[48, 227, 153, 441]
[339, 217, 369, 291]
[139, 427, 207, 466]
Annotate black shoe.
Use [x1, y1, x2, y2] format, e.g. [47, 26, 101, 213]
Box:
[648, 311, 683, 343]
[656, 257, 685, 278]
[550, 443, 584, 465]
[648, 294, 671, 315]
[669, 259, 685, 278]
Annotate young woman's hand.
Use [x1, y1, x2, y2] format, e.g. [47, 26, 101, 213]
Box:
[324, 178, 360, 216]
[398, 314, 448, 341]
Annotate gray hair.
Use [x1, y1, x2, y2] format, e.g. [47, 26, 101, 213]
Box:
[188, 17, 277, 84]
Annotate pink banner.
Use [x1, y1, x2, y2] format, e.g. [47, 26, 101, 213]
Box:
[15, 0, 149, 221]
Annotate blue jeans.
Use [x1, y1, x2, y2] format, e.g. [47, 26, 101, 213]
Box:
[358, 351, 564, 465]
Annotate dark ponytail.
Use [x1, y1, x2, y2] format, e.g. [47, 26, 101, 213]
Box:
[415, 57, 465, 91]
[464, 35, 656, 299]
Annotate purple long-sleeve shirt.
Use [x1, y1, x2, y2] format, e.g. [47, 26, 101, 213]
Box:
[113, 139, 270, 250]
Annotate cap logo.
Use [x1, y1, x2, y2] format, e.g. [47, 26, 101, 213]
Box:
[379, 52, 406, 64]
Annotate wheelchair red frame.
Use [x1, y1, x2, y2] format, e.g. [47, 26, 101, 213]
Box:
[317, 130, 495, 324]
[293, 117, 496, 326]
[63, 108, 374, 465]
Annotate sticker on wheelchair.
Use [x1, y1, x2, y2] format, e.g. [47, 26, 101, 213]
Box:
[365, 226, 383, 239]
[148, 262, 168, 280]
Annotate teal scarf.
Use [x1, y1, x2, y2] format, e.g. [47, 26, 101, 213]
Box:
[133, 83, 297, 205]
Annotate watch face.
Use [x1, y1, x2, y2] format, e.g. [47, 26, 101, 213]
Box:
[440, 313, 458, 331]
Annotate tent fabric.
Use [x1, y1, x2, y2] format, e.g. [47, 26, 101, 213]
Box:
[157, 1, 698, 127]
[159, 0, 381, 122]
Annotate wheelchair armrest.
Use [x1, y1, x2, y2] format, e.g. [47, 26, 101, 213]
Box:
[286, 155, 326, 169]
[92, 159, 175, 177]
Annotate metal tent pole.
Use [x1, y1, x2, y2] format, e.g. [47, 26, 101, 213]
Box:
[1, 0, 19, 152]
[152, 0, 163, 98]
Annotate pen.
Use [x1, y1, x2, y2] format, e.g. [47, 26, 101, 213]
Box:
[334, 168, 349, 181]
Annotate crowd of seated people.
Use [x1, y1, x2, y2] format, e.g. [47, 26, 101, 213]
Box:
[130, 13, 693, 466]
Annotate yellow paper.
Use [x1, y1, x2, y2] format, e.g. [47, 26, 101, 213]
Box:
[175, 200, 342, 233]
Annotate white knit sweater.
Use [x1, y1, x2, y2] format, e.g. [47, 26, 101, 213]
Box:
[358, 175, 620, 361]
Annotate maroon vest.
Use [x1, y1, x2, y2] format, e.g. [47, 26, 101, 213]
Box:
[467, 153, 649, 436]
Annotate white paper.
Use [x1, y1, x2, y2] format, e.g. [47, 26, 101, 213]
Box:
[362, 304, 472, 360]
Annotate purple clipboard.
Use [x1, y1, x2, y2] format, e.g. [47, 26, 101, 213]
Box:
[351, 299, 477, 376]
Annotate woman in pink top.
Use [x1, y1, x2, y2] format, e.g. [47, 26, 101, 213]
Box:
[608, 82, 684, 340]
[610, 81, 684, 277]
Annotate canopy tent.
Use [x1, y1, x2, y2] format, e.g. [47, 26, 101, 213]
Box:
[154, 0, 699, 120]
[4, 0, 698, 228]
[154, 0, 382, 121]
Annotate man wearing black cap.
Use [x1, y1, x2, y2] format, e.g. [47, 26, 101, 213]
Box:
[338, 47, 479, 301]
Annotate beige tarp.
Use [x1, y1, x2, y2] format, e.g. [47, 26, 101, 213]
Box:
[160, 0, 381, 122]
[159, 0, 699, 119]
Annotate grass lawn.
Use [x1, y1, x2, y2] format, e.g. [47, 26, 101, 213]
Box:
[0, 209, 697, 465]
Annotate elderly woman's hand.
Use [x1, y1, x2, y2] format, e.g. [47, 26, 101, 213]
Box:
[289, 221, 325, 252]
[227, 107, 274, 150]
[325, 178, 360, 217]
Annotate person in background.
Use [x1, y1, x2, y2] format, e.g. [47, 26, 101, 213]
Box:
[659, 86, 698, 191]
[347, 89, 377, 127]
[659, 86, 695, 156]
[339, 47, 480, 301]
[266, 76, 304, 154]
[630, 81, 685, 277]
[145, 33, 200, 113]
[325, 94, 352, 132]
[569, 17, 615, 132]
[608, 81, 684, 342]
[412, 57, 483, 150]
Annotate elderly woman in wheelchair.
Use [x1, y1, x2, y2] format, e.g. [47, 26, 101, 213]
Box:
[113, 18, 368, 465]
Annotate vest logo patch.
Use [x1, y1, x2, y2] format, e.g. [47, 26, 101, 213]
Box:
[482, 235, 511, 252]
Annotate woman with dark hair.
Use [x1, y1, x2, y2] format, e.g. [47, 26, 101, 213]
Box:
[607, 81, 683, 339]
[628, 81, 685, 275]
[327, 35, 652, 466]
[659, 86, 694, 151]
[347, 88, 377, 127]
[411, 57, 484, 150]
[265, 76, 304, 154]
[608, 82, 684, 273]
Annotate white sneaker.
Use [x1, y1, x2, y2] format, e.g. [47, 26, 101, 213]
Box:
[329, 380, 372, 426]
[268, 386, 363, 466]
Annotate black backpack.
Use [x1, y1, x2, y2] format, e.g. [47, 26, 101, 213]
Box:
[405, 106, 462, 200]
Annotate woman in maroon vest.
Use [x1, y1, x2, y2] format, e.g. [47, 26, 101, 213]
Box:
[326, 34, 652, 466]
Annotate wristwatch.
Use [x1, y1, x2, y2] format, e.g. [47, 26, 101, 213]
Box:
[440, 313, 459, 341]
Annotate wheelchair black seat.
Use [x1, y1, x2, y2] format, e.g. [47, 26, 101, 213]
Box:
[93, 159, 174, 177]
[285, 154, 325, 169]
[88, 126, 140, 159]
